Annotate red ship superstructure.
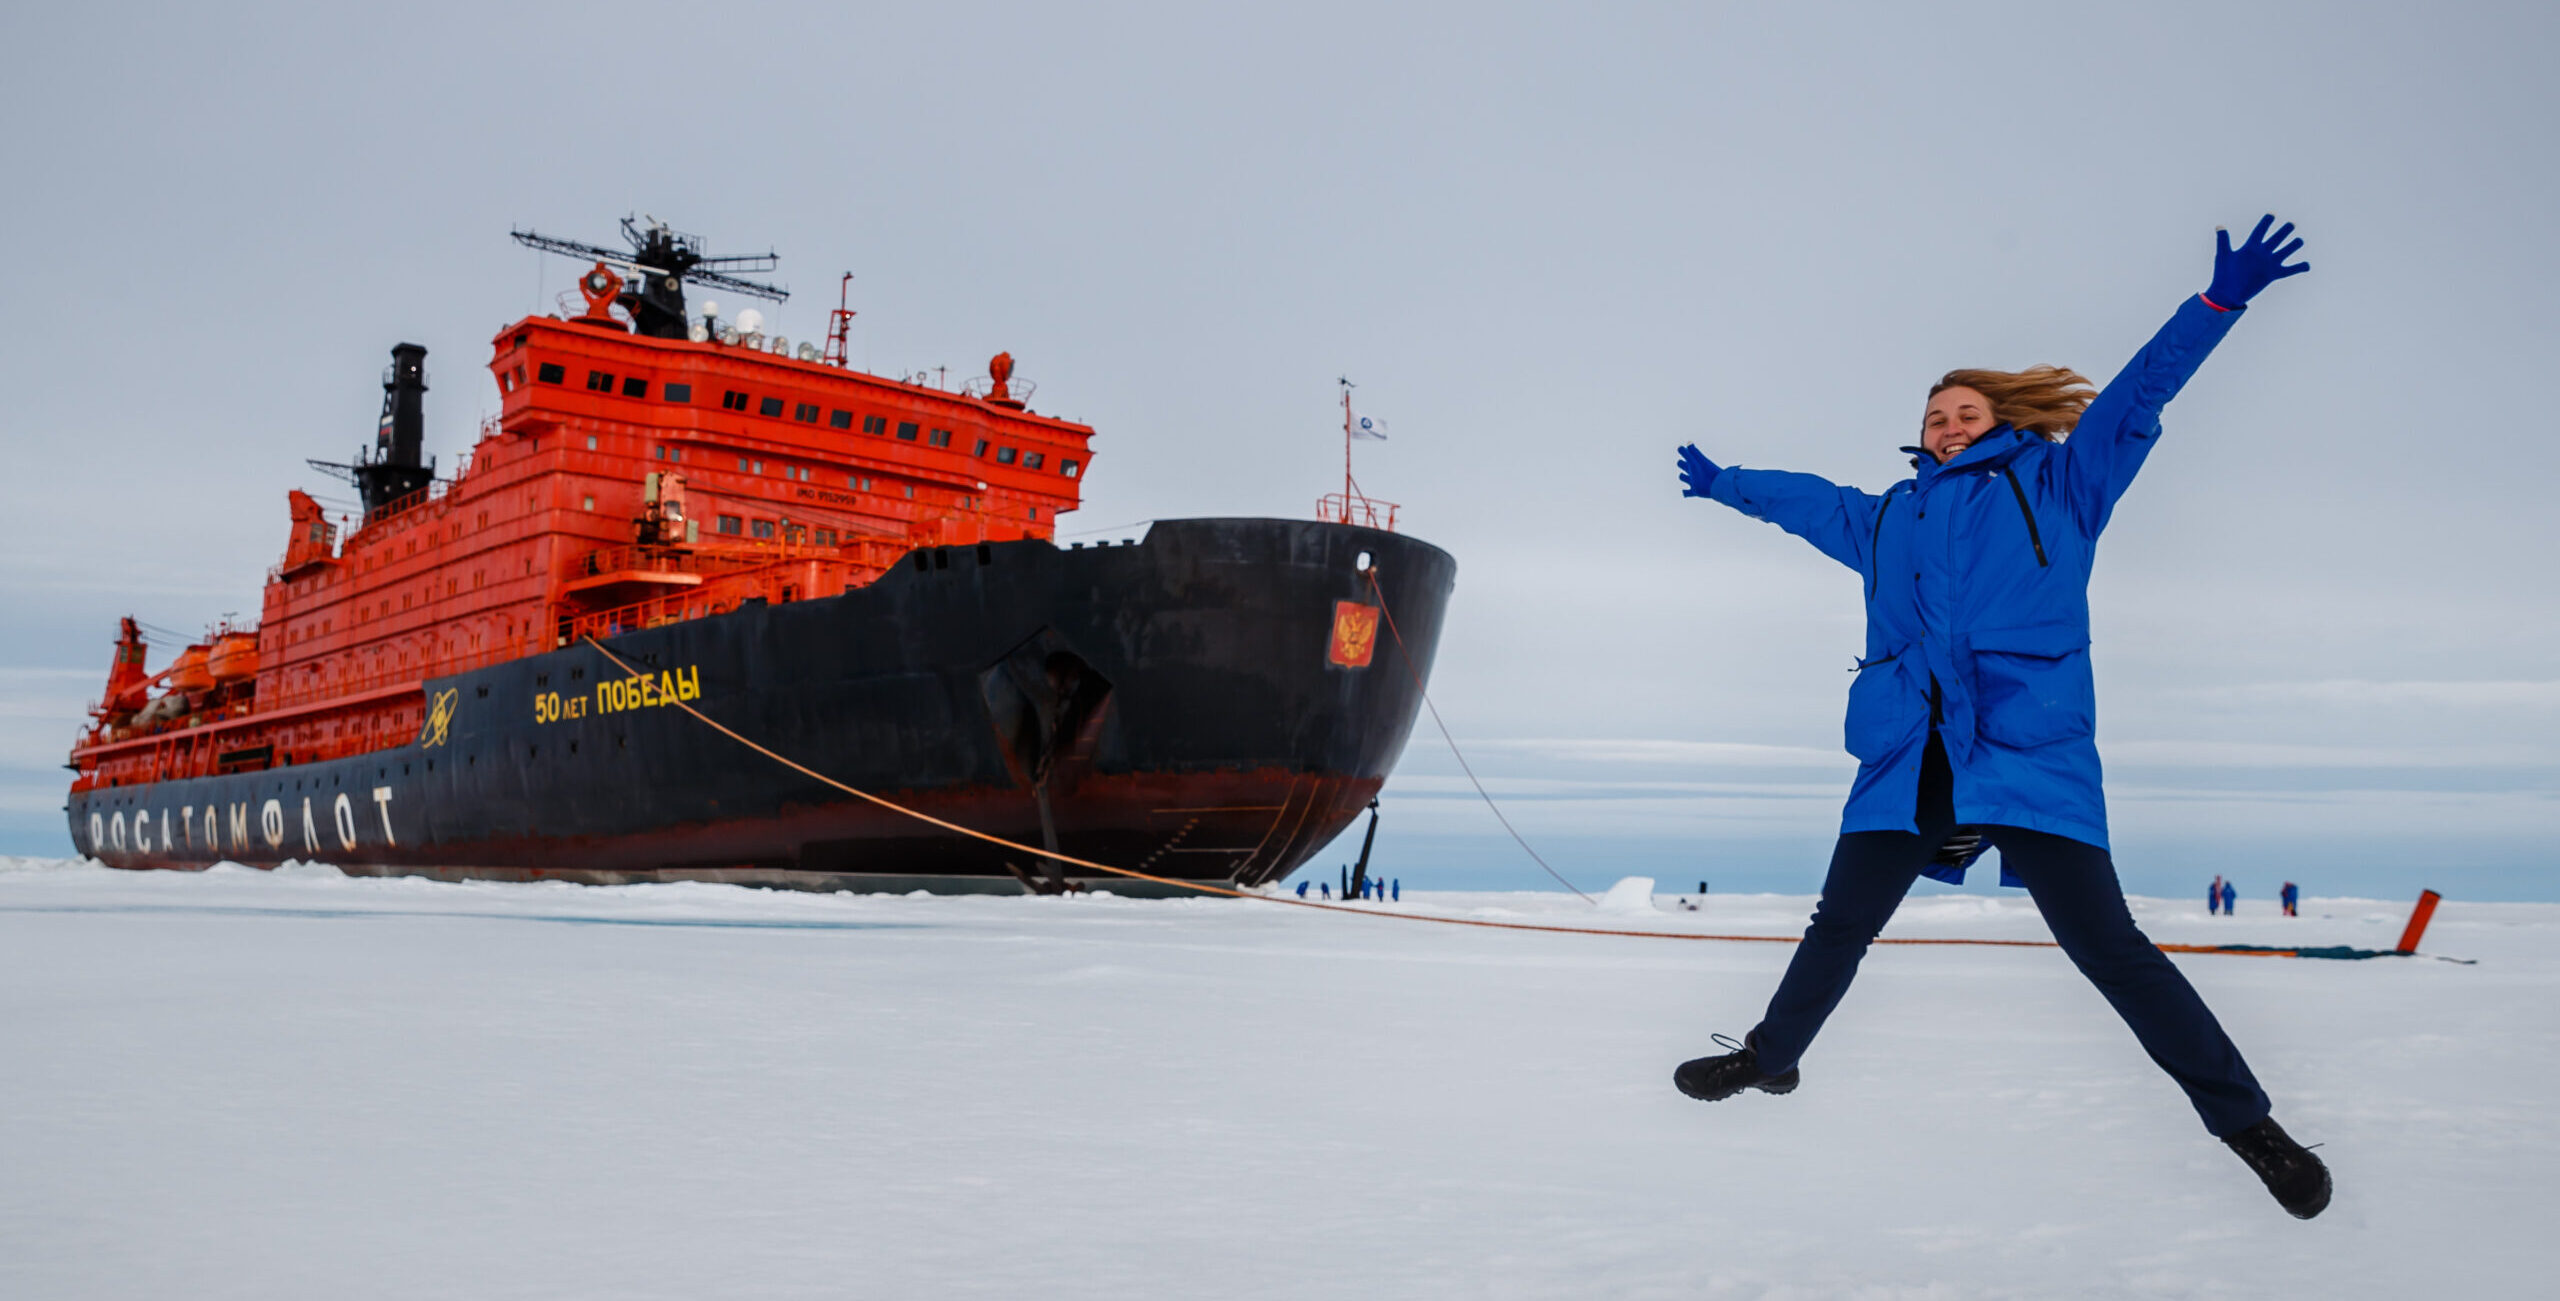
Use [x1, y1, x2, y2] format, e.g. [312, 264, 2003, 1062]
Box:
[75, 219, 1092, 793]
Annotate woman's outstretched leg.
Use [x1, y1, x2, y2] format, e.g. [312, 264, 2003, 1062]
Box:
[1989, 826, 2272, 1137]
[1748, 736, 1959, 1074]
[1748, 830, 1934, 1073]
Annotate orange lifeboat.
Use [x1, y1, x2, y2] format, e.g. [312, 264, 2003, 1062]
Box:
[168, 644, 215, 694]
[208, 632, 259, 683]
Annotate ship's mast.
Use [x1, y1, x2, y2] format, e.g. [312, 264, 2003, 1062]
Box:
[1340, 377, 1356, 508]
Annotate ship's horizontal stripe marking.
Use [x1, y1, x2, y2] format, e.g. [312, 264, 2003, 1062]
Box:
[0, 903, 925, 934]
[71, 680, 425, 761]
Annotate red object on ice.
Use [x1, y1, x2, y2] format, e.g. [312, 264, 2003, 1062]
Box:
[2394, 890, 2443, 955]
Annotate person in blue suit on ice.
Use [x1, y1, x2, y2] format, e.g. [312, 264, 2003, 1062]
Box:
[1668, 218, 2330, 1220]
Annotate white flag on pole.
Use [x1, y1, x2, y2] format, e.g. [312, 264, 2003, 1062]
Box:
[1349, 411, 1389, 440]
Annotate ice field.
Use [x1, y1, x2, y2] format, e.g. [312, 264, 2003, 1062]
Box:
[2, 855, 2551, 1299]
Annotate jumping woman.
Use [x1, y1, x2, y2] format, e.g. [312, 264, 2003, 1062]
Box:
[1671, 217, 2329, 1219]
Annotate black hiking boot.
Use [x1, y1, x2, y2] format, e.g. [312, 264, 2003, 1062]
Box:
[2223, 1117, 2332, 1219]
[1673, 1031, 1799, 1102]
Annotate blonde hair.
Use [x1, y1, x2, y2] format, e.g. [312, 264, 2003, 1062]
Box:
[1930, 365, 2096, 441]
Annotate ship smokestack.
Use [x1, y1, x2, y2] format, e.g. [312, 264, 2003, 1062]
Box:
[355, 342, 436, 517]
[383, 342, 427, 466]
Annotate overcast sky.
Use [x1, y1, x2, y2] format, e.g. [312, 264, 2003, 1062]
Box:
[2, 2, 2552, 898]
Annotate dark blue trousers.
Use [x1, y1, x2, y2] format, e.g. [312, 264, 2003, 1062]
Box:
[1752, 736, 2273, 1137]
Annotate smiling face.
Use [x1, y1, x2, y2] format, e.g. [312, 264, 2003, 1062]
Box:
[1922, 385, 1998, 463]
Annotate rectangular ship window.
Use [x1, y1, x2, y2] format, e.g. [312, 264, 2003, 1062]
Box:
[895, 421, 919, 441]
[722, 390, 749, 411]
[1022, 452, 1044, 470]
[622, 377, 648, 399]
[996, 446, 1018, 465]
[863, 414, 887, 434]
[973, 438, 991, 457]
[830, 410, 853, 430]
[1061, 459, 1080, 478]
[718, 515, 742, 535]
[759, 396, 785, 418]
[537, 363, 565, 384]
[794, 403, 820, 423]
[737, 458, 749, 472]
[752, 519, 776, 539]
[816, 528, 836, 546]
[664, 382, 692, 403]
[928, 428, 952, 447]
[586, 370, 615, 392]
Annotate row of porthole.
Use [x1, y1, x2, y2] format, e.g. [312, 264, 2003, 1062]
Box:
[534, 361, 1085, 480]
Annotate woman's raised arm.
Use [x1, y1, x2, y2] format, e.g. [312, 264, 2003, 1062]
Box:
[2060, 216, 2310, 537]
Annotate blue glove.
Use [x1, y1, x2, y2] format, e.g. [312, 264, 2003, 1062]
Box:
[1677, 444, 1721, 498]
[2205, 214, 2310, 309]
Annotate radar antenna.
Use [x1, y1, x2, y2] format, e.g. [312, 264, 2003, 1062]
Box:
[511, 215, 788, 339]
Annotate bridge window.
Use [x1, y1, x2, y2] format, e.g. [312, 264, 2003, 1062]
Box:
[537, 363, 564, 385]
[586, 370, 614, 392]
[929, 428, 952, 447]
[622, 377, 648, 399]
[758, 396, 785, 418]
[1061, 459, 1080, 478]
[830, 409, 853, 429]
[664, 383, 692, 403]
[718, 515, 742, 535]
[751, 519, 775, 539]
[995, 447, 1018, 465]
[896, 421, 919, 441]
[816, 528, 836, 546]
[722, 390, 749, 411]
[1022, 452, 1044, 470]
[794, 403, 820, 423]
[973, 438, 991, 457]
[863, 414, 887, 434]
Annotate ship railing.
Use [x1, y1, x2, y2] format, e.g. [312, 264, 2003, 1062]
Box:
[560, 543, 908, 646]
[559, 591, 732, 647]
[575, 544, 786, 579]
[1317, 493, 1400, 532]
[256, 635, 545, 711]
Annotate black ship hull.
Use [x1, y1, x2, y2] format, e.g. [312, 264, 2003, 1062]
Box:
[68, 519, 1455, 895]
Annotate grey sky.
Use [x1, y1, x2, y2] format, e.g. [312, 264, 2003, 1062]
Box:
[3, 2, 2552, 896]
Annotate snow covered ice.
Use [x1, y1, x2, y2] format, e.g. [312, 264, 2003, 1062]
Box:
[2, 856, 2551, 1298]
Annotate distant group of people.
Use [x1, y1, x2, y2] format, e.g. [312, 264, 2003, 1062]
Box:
[2208, 876, 2301, 916]
[1299, 877, 1398, 902]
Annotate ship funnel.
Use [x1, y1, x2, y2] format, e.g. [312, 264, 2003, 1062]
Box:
[381, 342, 428, 469]
[352, 342, 436, 517]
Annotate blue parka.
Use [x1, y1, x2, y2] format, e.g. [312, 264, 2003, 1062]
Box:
[1706, 295, 2241, 876]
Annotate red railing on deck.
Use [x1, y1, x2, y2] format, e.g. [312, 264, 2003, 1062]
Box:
[1317, 493, 1399, 532]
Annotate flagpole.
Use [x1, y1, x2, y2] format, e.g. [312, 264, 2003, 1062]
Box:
[1340, 378, 1355, 512]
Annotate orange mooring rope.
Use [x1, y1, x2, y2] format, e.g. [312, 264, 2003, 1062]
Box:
[580, 616, 2295, 958]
